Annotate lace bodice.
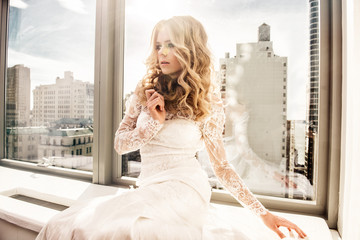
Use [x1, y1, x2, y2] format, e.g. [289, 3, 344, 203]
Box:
[114, 85, 267, 217]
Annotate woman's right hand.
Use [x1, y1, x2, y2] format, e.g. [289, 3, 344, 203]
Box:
[145, 89, 166, 124]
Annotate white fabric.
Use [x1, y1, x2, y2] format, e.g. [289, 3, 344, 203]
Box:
[36, 86, 274, 240]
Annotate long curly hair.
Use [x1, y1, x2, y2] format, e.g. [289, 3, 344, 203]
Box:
[137, 16, 215, 121]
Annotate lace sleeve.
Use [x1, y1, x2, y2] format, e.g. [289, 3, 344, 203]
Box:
[201, 95, 268, 216]
[114, 85, 163, 155]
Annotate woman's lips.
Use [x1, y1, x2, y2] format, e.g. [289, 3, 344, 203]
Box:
[160, 61, 170, 65]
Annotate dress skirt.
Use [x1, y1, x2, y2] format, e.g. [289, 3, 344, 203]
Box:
[36, 168, 210, 240]
[36, 168, 276, 240]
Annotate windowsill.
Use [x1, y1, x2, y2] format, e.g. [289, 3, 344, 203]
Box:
[0, 166, 128, 233]
[0, 166, 338, 239]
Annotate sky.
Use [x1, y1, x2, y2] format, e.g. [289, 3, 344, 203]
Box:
[8, 0, 309, 120]
[8, 0, 97, 108]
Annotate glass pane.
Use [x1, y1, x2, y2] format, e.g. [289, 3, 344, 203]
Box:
[5, 0, 96, 172]
[122, 0, 318, 200]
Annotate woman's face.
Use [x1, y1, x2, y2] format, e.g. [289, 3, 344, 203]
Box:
[156, 29, 182, 79]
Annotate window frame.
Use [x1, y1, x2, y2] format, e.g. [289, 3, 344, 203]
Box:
[0, 0, 96, 182]
[111, 0, 341, 227]
[0, 0, 341, 228]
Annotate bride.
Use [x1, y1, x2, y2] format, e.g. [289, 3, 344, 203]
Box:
[36, 16, 307, 240]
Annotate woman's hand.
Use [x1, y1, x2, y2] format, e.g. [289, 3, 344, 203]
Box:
[145, 89, 166, 124]
[260, 211, 307, 239]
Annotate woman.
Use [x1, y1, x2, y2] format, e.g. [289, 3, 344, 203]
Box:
[37, 16, 307, 239]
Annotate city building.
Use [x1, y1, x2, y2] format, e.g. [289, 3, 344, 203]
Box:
[37, 127, 93, 171]
[6, 64, 31, 127]
[5, 126, 48, 161]
[5, 126, 93, 170]
[32, 71, 94, 126]
[307, 0, 320, 133]
[286, 120, 313, 200]
[304, 0, 319, 185]
[50, 118, 93, 129]
[219, 23, 288, 165]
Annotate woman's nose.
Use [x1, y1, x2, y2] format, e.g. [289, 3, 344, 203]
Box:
[159, 46, 169, 56]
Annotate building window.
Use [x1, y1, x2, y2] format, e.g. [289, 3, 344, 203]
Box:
[4, 0, 96, 173]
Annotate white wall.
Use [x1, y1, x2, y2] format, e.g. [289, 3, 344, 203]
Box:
[338, 0, 360, 239]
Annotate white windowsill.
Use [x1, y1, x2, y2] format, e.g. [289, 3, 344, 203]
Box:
[0, 166, 338, 239]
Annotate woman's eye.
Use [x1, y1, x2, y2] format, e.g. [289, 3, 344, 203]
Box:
[155, 45, 161, 51]
[168, 43, 175, 48]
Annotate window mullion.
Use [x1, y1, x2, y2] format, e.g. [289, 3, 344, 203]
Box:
[112, 0, 126, 183]
[0, 0, 9, 160]
[93, 0, 117, 185]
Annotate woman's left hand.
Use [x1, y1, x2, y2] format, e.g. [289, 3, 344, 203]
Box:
[260, 211, 307, 239]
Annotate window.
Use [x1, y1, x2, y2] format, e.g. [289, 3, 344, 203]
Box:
[0, 0, 340, 223]
[120, 0, 323, 203]
[4, 0, 96, 171]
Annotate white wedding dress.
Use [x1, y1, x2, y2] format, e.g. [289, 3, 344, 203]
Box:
[36, 85, 274, 240]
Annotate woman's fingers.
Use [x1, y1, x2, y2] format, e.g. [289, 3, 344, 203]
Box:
[273, 227, 286, 239]
[147, 96, 164, 111]
[145, 89, 163, 102]
[293, 226, 307, 238]
[145, 89, 155, 100]
[147, 97, 159, 110]
[147, 93, 164, 111]
[147, 96, 166, 124]
[279, 220, 307, 238]
[262, 212, 307, 239]
[147, 91, 164, 104]
[288, 228, 295, 237]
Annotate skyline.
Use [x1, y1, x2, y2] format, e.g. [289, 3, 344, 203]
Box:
[8, 0, 309, 120]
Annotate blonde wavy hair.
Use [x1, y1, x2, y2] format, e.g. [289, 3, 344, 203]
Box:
[137, 16, 215, 121]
